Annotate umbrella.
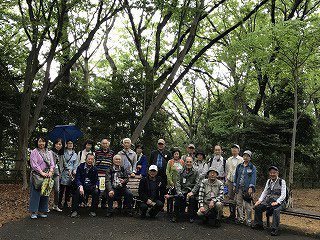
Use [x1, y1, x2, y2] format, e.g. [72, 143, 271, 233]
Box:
[48, 125, 82, 142]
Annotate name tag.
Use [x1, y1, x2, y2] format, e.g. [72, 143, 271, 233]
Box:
[183, 178, 186, 184]
[99, 177, 105, 191]
[247, 169, 252, 173]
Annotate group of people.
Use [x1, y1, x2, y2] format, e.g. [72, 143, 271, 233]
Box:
[29, 137, 287, 236]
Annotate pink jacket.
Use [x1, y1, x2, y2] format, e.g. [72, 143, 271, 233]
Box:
[30, 148, 54, 173]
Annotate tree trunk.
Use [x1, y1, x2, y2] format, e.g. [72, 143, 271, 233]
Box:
[288, 69, 299, 208]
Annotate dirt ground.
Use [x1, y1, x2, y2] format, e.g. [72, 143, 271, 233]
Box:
[0, 184, 319, 236]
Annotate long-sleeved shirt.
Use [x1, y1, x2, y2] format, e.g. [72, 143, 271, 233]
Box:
[193, 160, 208, 179]
[259, 177, 286, 204]
[207, 155, 225, 177]
[198, 178, 224, 207]
[95, 148, 114, 176]
[118, 149, 137, 173]
[30, 148, 54, 173]
[225, 155, 243, 182]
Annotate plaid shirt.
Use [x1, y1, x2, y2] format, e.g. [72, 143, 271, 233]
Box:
[198, 178, 224, 207]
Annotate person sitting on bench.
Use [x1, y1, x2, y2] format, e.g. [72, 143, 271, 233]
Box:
[105, 154, 133, 217]
[197, 167, 224, 227]
[71, 153, 99, 218]
[252, 166, 287, 236]
[138, 165, 165, 218]
[172, 156, 200, 223]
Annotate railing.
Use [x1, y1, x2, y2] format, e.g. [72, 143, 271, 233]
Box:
[0, 158, 30, 183]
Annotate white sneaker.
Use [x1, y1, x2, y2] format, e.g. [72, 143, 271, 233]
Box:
[53, 205, 63, 212]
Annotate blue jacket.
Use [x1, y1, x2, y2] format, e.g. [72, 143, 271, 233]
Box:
[136, 155, 147, 177]
[75, 162, 99, 189]
[233, 162, 256, 193]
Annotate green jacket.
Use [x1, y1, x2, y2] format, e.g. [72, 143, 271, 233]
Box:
[176, 166, 200, 195]
[166, 159, 184, 187]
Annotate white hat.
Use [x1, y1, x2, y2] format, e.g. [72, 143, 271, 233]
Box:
[149, 165, 158, 171]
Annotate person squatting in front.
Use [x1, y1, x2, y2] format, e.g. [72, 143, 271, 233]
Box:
[138, 165, 165, 219]
[197, 167, 224, 227]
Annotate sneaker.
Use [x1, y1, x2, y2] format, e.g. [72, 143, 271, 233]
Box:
[171, 216, 177, 223]
[30, 213, 38, 219]
[46, 209, 50, 213]
[189, 218, 195, 223]
[125, 210, 133, 217]
[37, 213, 48, 218]
[271, 228, 279, 236]
[71, 211, 78, 218]
[89, 212, 96, 217]
[53, 205, 63, 212]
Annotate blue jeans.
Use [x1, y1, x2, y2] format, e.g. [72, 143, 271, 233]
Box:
[29, 177, 49, 213]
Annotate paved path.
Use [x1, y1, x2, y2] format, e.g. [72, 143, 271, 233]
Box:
[0, 209, 318, 240]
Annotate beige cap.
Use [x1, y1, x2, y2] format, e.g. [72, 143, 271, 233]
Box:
[158, 139, 165, 144]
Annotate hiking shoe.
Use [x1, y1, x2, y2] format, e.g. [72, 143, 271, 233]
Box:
[71, 211, 78, 218]
[125, 210, 133, 217]
[215, 219, 221, 227]
[251, 224, 264, 230]
[89, 212, 96, 217]
[37, 213, 48, 218]
[53, 205, 62, 212]
[106, 212, 113, 217]
[271, 228, 279, 236]
[30, 213, 38, 219]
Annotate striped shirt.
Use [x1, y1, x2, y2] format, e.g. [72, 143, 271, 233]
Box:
[198, 178, 224, 207]
[95, 148, 114, 176]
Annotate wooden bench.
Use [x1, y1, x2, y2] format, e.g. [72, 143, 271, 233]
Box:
[126, 175, 142, 212]
[266, 208, 320, 227]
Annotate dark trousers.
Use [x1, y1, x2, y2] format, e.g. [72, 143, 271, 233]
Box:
[174, 194, 198, 219]
[72, 188, 99, 212]
[254, 203, 285, 229]
[140, 200, 164, 217]
[107, 188, 133, 211]
[58, 184, 72, 207]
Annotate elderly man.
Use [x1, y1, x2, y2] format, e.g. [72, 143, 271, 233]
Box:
[118, 138, 137, 177]
[252, 166, 287, 236]
[105, 155, 133, 217]
[225, 144, 243, 219]
[181, 144, 196, 161]
[149, 139, 172, 202]
[207, 144, 225, 181]
[95, 139, 114, 208]
[71, 153, 99, 218]
[138, 165, 165, 218]
[197, 167, 224, 227]
[172, 156, 200, 223]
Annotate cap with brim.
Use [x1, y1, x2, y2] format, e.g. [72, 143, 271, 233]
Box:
[207, 167, 219, 176]
[188, 144, 195, 149]
[195, 150, 206, 159]
[149, 165, 158, 171]
[243, 150, 252, 158]
[268, 166, 279, 172]
[232, 144, 240, 150]
[158, 139, 165, 144]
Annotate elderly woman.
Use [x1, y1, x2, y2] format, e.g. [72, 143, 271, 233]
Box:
[29, 137, 54, 219]
[58, 140, 78, 209]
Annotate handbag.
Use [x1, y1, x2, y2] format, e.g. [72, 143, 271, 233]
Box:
[32, 171, 45, 190]
[41, 177, 54, 196]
